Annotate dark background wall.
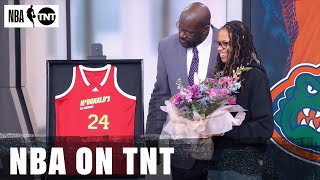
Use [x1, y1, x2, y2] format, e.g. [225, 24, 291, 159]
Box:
[0, 0, 23, 134]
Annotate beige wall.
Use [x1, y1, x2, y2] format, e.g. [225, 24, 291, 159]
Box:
[20, 0, 66, 135]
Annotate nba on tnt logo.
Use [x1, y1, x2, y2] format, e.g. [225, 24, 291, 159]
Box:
[4, 5, 59, 28]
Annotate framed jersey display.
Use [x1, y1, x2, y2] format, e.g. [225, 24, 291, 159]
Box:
[46, 60, 143, 177]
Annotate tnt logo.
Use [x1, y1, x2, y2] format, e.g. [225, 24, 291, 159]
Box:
[4, 5, 59, 28]
[38, 7, 56, 26]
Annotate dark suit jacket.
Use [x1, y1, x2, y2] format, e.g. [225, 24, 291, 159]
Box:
[146, 27, 218, 136]
[145, 27, 218, 169]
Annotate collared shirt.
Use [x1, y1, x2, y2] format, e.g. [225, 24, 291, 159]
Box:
[186, 27, 213, 82]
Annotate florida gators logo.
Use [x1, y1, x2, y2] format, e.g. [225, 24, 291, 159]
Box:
[271, 63, 320, 165]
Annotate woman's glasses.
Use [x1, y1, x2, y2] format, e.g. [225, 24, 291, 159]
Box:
[213, 40, 230, 49]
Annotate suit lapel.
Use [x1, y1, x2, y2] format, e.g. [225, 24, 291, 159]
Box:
[206, 26, 218, 78]
[176, 43, 188, 87]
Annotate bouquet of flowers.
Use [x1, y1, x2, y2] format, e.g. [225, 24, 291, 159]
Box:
[160, 66, 251, 160]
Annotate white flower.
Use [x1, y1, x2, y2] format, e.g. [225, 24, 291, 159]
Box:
[194, 72, 200, 86]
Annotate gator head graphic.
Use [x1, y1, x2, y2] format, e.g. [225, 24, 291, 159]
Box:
[271, 63, 320, 164]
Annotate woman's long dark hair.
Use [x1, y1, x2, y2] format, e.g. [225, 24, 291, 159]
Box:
[213, 20, 260, 76]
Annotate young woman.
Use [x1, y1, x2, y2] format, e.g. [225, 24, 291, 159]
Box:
[209, 20, 275, 179]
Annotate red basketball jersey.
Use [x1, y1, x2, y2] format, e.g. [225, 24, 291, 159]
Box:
[55, 64, 136, 137]
[55, 65, 137, 175]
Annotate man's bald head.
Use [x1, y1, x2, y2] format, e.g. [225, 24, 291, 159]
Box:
[177, 2, 211, 48]
[180, 2, 211, 28]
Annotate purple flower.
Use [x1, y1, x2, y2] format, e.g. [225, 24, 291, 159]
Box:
[187, 85, 202, 99]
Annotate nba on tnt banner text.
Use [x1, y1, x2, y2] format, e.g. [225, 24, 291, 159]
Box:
[4, 5, 59, 28]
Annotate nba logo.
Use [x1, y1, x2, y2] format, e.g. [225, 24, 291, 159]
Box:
[4, 5, 59, 28]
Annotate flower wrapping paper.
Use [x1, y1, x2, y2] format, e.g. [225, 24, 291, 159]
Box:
[160, 100, 246, 140]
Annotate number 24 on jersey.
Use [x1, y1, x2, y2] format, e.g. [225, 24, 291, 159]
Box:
[88, 114, 109, 130]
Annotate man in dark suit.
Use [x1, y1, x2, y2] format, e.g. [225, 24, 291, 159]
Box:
[146, 2, 218, 180]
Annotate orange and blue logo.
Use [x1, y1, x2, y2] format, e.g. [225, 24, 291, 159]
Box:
[271, 63, 320, 165]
